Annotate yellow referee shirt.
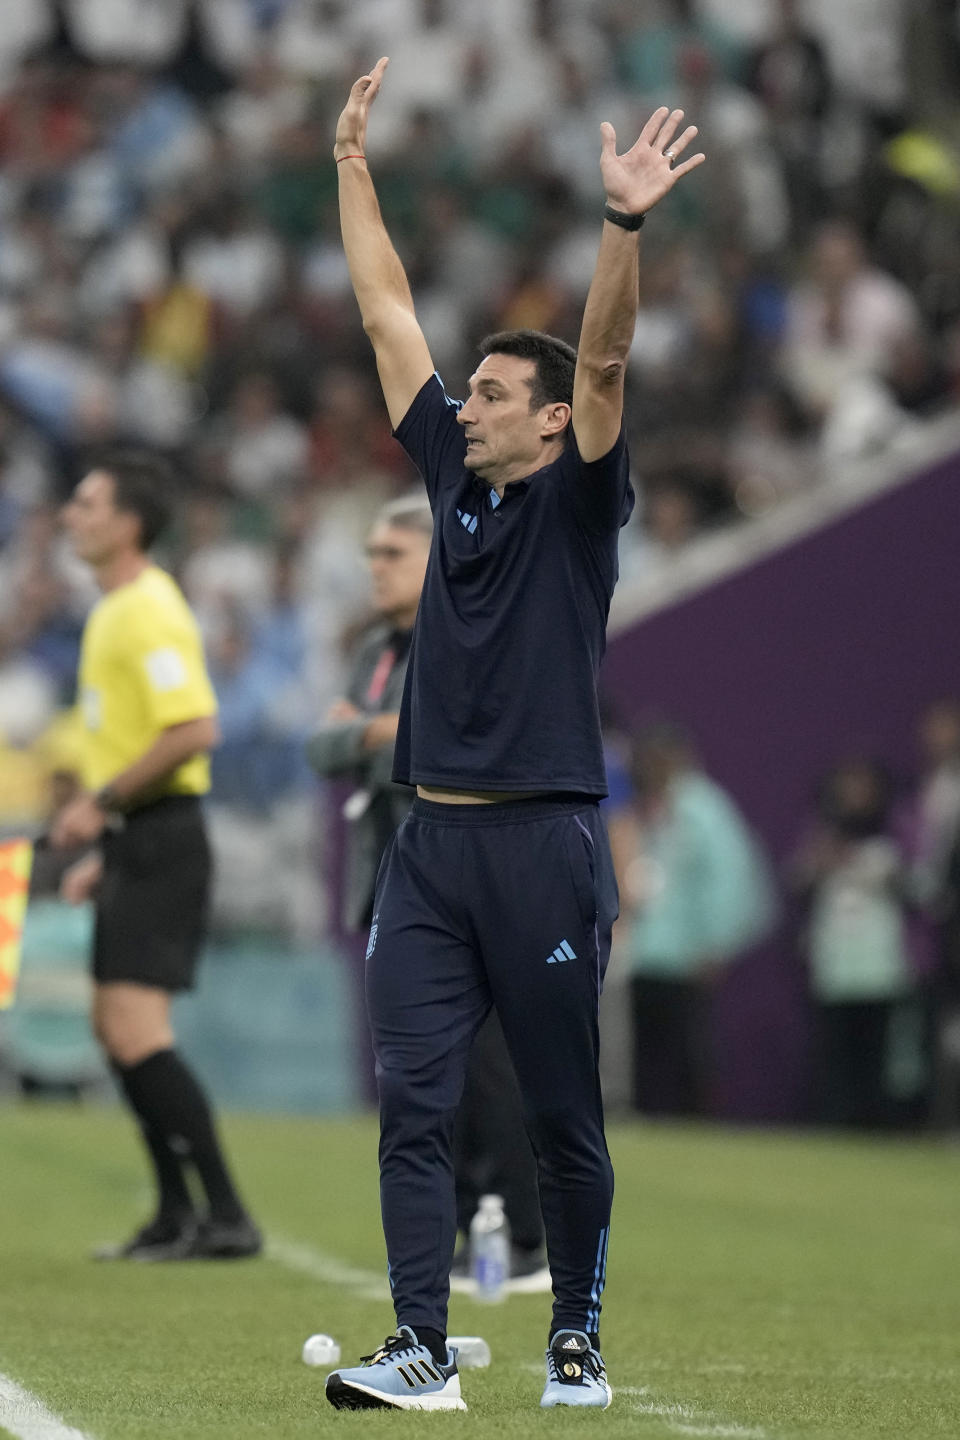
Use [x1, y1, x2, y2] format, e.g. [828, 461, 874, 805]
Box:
[77, 566, 217, 797]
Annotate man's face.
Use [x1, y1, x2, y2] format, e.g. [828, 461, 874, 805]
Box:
[456, 353, 566, 481]
[366, 522, 430, 623]
[62, 470, 138, 566]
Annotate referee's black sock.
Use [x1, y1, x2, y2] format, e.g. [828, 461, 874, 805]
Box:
[111, 1060, 193, 1225]
[116, 1050, 249, 1225]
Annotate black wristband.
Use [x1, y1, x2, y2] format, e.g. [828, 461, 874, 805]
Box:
[603, 204, 645, 231]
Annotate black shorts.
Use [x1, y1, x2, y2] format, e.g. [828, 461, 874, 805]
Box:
[93, 796, 212, 992]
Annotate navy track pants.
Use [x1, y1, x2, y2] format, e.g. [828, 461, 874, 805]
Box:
[365, 795, 618, 1338]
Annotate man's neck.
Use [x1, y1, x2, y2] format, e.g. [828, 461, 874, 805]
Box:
[483, 440, 566, 498]
[95, 551, 151, 594]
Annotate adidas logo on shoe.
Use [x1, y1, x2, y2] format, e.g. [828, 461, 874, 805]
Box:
[541, 1330, 612, 1410]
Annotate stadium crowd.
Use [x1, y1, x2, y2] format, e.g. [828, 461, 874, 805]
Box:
[1, 0, 959, 899]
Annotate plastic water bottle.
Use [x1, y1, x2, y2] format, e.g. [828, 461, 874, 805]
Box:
[448, 1336, 492, 1368]
[469, 1194, 510, 1303]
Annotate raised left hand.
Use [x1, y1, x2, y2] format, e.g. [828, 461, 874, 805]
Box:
[600, 107, 705, 218]
[334, 56, 388, 161]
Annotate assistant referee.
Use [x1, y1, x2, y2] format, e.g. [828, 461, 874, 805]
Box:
[53, 450, 261, 1261]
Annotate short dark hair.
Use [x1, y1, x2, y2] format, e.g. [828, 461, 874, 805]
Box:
[479, 330, 577, 414]
[90, 449, 175, 551]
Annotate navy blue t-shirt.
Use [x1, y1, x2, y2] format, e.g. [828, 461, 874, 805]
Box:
[392, 373, 634, 797]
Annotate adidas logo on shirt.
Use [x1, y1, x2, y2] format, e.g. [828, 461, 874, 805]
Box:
[545, 939, 577, 965]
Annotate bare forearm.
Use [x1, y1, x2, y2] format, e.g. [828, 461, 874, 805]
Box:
[578, 225, 640, 381]
[105, 718, 217, 805]
[337, 159, 415, 332]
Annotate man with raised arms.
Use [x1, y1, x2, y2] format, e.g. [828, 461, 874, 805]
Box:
[324, 56, 704, 1413]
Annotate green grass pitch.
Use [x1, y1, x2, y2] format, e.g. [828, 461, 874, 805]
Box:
[1, 1104, 958, 1439]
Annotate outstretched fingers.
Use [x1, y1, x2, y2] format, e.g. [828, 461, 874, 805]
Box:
[663, 125, 705, 176]
[669, 150, 706, 177]
[637, 106, 671, 147]
[650, 109, 686, 156]
[662, 124, 699, 163]
[354, 55, 389, 104]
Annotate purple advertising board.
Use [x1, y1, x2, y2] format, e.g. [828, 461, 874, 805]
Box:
[602, 451, 960, 1120]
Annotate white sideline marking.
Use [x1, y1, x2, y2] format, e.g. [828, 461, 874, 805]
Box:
[265, 1237, 390, 1300]
[0, 1373, 94, 1440]
[673, 1427, 767, 1439]
[522, 1374, 769, 1436]
[623, 1392, 768, 1438]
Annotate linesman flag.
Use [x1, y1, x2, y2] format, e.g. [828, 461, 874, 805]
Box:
[0, 839, 33, 1010]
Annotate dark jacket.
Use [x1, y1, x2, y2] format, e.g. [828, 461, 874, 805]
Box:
[306, 622, 413, 931]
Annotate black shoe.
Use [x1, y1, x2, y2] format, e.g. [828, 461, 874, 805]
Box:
[92, 1214, 198, 1262]
[189, 1214, 263, 1259]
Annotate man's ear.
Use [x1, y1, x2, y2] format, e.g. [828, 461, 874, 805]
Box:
[541, 403, 571, 439]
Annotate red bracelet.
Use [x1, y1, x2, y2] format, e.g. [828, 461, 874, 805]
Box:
[336, 154, 366, 163]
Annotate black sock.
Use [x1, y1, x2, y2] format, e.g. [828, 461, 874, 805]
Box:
[115, 1050, 248, 1225]
[412, 1328, 448, 1366]
[111, 1061, 193, 1224]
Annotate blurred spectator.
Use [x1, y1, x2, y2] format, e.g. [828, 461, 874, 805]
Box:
[790, 759, 925, 1129]
[206, 599, 310, 811]
[10, 567, 82, 701]
[182, 192, 285, 321]
[64, 0, 189, 68]
[88, 310, 196, 450]
[909, 700, 960, 1129]
[210, 370, 309, 500]
[629, 478, 704, 574]
[306, 496, 430, 933]
[0, 620, 57, 747]
[781, 219, 923, 454]
[348, 0, 473, 157]
[215, 56, 308, 170]
[0, 503, 97, 630]
[95, 66, 212, 195]
[619, 723, 777, 1116]
[0, 55, 90, 182]
[725, 384, 816, 516]
[0, 2, 56, 84]
[611, 0, 744, 98]
[254, 541, 308, 680]
[0, 294, 116, 449]
[307, 365, 408, 490]
[744, 0, 833, 239]
[912, 701, 960, 926]
[177, 490, 274, 635]
[673, 40, 790, 257]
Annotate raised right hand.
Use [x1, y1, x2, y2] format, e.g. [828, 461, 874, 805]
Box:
[334, 56, 389, 161]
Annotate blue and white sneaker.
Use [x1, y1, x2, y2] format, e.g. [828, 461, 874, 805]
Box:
[325, 1325, 467, 1411]
[540, 1329, 612, 1409]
